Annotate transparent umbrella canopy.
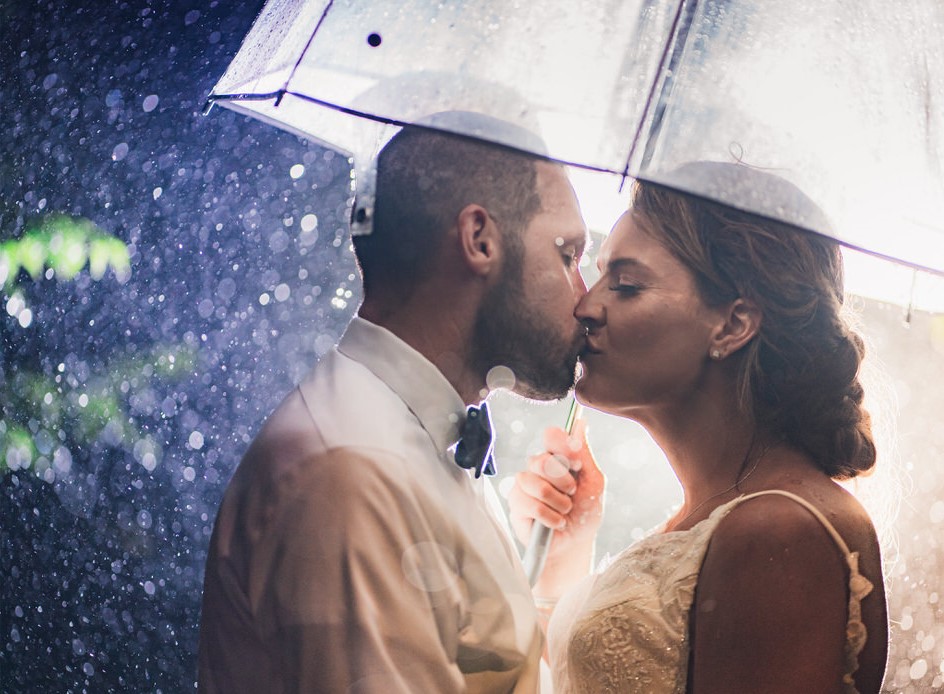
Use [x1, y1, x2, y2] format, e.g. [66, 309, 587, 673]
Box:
[206, 0, 944, 276]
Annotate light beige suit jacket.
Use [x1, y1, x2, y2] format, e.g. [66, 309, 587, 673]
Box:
[198, 317, 542, 693]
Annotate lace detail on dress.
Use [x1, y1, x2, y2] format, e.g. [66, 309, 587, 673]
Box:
[546, 490, 874, 694]
[549, 512, 723, 693]
[842, 551, 874, 693]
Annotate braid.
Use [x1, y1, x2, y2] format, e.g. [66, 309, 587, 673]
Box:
[633, 176, 876, 479]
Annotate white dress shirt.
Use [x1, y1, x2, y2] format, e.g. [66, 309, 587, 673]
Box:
[198, 317, 542, 693]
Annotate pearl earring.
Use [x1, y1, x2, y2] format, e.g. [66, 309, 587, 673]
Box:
[710, 349, 722, 359]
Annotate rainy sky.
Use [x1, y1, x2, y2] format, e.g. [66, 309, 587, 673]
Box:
[2, 1, 943, 692]
[2, 1, 356, 690]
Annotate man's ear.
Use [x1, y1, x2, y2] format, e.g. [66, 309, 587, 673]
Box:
[456, 204, 500, 276]
[708, 298, 761, 360]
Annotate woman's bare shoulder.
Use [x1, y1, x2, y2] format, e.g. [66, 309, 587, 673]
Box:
[695, 482, 888, 693]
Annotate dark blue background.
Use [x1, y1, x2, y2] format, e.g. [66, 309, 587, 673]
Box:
[1, 2, 357, 690]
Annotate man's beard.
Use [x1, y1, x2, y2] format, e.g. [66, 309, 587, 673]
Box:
[471, 256, 583, 401]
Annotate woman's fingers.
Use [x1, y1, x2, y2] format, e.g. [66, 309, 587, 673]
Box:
[507, 422, 605, 548]
[507, 470, 572, 540]
[514, 469, 574, 516]
[543, 420, 596, 472]
[528, 453, 577, 496]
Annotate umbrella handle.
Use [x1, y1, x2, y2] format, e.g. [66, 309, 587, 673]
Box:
[521, 398, 582, 586]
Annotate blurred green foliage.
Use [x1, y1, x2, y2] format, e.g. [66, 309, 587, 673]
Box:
[0, 344, 198, 476]
[0, 214, 194, 477]
[1, 214, 130, 291]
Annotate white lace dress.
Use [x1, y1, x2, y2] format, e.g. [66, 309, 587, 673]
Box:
[546, 490, 873, 693]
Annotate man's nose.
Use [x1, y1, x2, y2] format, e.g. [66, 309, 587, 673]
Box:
[574, 268, 588, 300]
[574, 282, 603, 326]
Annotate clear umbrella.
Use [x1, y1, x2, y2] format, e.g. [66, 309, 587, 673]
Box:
[206, 0, 944, 276]
[204, 0, 944, 609]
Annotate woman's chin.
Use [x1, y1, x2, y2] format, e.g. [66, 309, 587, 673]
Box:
[574, 374, 598, 408]
[575, 376, 625, 417]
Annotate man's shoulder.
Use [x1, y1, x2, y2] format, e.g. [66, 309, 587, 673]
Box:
[297, 347, 420, 449]
[243, 348, 415, 462]
[222, 346, 456, 524]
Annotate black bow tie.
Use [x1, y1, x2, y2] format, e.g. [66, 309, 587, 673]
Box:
[453, 403, 496, 478]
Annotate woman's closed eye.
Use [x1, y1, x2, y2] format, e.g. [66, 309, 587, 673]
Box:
[609, 277, 643, 295]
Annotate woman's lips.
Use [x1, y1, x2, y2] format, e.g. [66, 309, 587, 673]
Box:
[581, 337, 603, 356]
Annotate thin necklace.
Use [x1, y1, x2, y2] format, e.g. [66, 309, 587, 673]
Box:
[675, 440, 771, 527]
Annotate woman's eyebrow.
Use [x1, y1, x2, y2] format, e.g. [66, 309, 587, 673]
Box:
[599, 256, 645, 274]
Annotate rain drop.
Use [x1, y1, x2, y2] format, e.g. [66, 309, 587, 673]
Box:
[290, 164, 305, 179]
[217, 277, 236, 301]
[486, 365, 516, 391]
[112, 142, 129, 161]
[189, 431, 204, 449]
[7, 293, 25, 317]
[142, 94, 159, 112]
[300, 213, 318, 232]
[136, 510, 153, 529]
[141, 453, 157, 473]
[930, 500, 944, 523]
[53, 446, 72, 474]
[197, 299, 214, 318]
[268, 230, 289, 252]
[498, 476, 516, 498]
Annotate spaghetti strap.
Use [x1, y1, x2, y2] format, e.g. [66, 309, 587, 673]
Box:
[733, 489, 853, 555]
[727, 489, 873, 694]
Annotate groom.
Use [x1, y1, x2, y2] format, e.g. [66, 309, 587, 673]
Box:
[198, 121, 589, 693]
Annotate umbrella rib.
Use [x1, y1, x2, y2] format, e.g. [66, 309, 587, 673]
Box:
[621, 0, 696, 187]
[633, 175, 944, 279]
[207, 88, 633, 178]
[281, 0, 337, 104]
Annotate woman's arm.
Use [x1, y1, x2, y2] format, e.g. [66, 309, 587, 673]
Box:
[690, 495, 849, 694]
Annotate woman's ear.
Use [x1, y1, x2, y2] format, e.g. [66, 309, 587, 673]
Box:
[456, 204, 500, 276]
[708, 298, 761, 360]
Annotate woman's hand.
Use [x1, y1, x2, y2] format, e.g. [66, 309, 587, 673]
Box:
[508, 420, 605, 596]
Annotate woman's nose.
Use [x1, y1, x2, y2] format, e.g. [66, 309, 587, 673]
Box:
[574, 280, 604, 327]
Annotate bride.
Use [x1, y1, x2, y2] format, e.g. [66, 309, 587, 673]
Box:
[509, 164, 889, 693]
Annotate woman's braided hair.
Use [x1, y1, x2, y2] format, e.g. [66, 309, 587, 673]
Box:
[632, 167, 876, 479]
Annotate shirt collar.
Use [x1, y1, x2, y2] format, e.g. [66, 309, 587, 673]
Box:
[338, 316, 468, 456]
